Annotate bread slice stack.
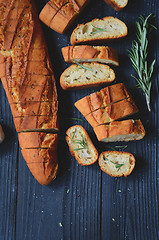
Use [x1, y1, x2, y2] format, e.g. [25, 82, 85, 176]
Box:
[39, 0, 90, 34]
[0, 0, 59, 185]
[75, 84, 145, 142]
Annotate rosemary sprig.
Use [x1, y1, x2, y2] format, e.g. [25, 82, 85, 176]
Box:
[90, 24, 107, 35]
[71, 129, 87, 151]
[74, 61, 94, 71]
[110, 160, 124, 170]
[128, 14, 156, 111]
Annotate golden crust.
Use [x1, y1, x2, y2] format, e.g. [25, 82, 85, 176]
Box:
[94, 119, 145, 142]
[62, 45, 119, 66]
[75, 83, 132, 117]
[85, 98, 138, 128]
[18, 132, 58, 149]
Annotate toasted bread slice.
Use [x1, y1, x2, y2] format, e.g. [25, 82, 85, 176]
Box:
[85, 98, 138, 128]
[103, 0, 128, 11]
[62, 45, 119, 66]
[94, 119, 145, 142]
[98, 151, 135, 177]
[74, 83, 131, 117]
[70, 17, 128, 45]
[60, 62, 115, 90]
[66, 125, 98, 165]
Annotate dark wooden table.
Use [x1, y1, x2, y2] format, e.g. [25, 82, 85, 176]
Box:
[0, 0, 159, 239]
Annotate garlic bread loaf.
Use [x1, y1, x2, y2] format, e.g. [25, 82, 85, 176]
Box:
[85, 98, 138, 128]
[60, 62, 115, 90]
[70, 17, 128, 45]
[74, 83, 131, 117]
[62, 45, 119, 66]
[39, 0, 90, 34]
[94, 119, 145, 142]
[103, 0, 128, 11]
[99, 151, 135, 177]
[0, 0, 59, 185]
[66, 125, 98, 165]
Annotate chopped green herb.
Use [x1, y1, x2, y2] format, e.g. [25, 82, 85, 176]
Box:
[110, 160, 124, 170]
[67, 189, 70, 194]
[90, 24, 107, 35]
[72, 134, 87, 151]
[71, 128, 77, 140]
[114, 145, 128, 150]
[74, 61, 95, 71]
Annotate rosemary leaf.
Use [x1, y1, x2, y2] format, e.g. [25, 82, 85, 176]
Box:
[74, 61, 94, 71]
[90, 24, 107, 35]
[71, 134, 87, 151]
[128, 13, 156, 111]
[110, 160, 124, 170]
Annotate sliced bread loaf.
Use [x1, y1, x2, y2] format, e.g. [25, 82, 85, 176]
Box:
[0, 125, 5, 144]
[94, 119, 145, 142]
[60, 62, 115, 90]
[70, 17, 128, 45]
[85, 98, 138, 128]
[62, 45, 119, 66]
[75, 83, 131, 117]
[98, 151, 135, 177]
[66, 125, 98, 165]
[103, 0, 128, 11]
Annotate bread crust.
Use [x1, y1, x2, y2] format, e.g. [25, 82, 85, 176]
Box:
[70, 16, 128, 45]
[66, 125, 98, 165]
[62, 45, 119, 66]
[18, 132, 58, 149]
[98, 151, 135, 177]
[94, 119, 145, 142]
[75, 83, 131, 116]
[39, 0, 89, 34]
[103, 0, 128, 11]
[0, 0, 59, 184]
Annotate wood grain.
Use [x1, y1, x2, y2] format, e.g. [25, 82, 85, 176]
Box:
[0, 0, 159, 239]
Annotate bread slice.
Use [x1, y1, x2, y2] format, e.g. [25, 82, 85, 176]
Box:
[94, 119, 145, 142]
[85, 98, 138, 128]
[74, 83, 131, 117]
[103, 0, 128, 11]
[39, 0, 89, 34]
[98, 151, 135, 177]
[66, 125, 98, 165]
[18, 132, 58, 149]
[70, 17, 128, 45]
[60, 62, 115, 90]
[62, 45, 119, 66]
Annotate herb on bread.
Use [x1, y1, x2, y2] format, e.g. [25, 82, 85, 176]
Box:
[71, 129, 87, 151]
[90, 24, 107, 35]
[110, 160, 124, 170]
[74, 61, 95, 71]
[128, 14, 156, 111]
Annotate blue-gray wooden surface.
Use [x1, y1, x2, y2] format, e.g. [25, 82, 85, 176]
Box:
[0, 0, 159, 239]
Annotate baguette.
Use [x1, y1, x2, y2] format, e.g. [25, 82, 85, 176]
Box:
[60, 62, 115, 90]
[94, 119, 145, 142]
[70, 17, 128, 45]
[39, 0, 89, 34]
[103, 0, 128, 11]
[98, 151, 135, 177]
[62, 45, 119, 66]
[66, 125, 98, 165]
[0, 125, 5, 144]
[85, 98, 138, 128]
[74, 83, 131, 117]
[0, 0, 59, 185]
